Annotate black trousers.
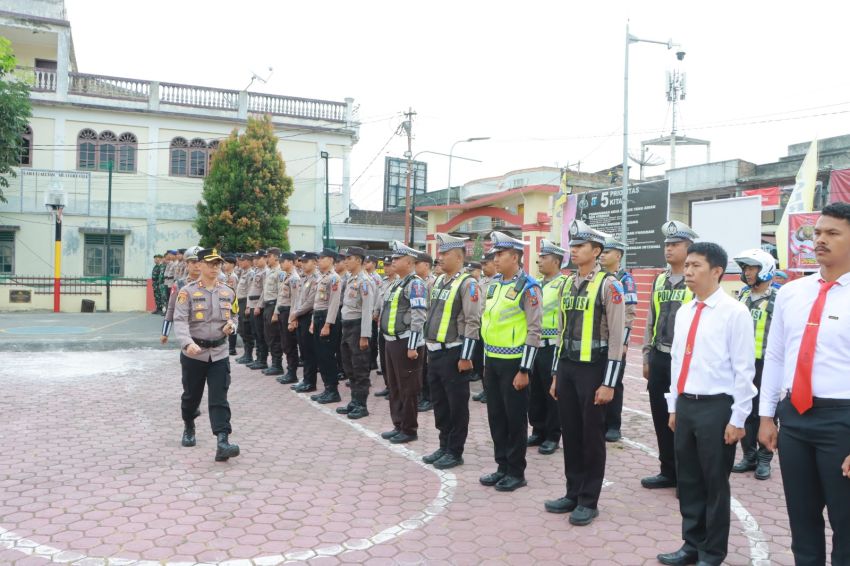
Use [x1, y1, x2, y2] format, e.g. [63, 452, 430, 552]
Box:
[370, 319, 380, 369]
[777, 397, 850, 566]
[237, 298, 254, 352]
[296, 312, 317, 386]
[251, 305, 268, 360]
[386, 339, 423, 435]
[335, 307, 345, 377]
[484, 356, 529, 478]
[420, 353, 431, 402]
[180, 354, 232, 435]
[340, 319, 370, 402]
[313, 310, 341, 392]
[605, 353, 627, 433]
[472, 340, 485, 378]
[648, 349, 677, 479]
[378, 333, 388, 387]
[263, 304, 282, 362]
[674, 395, 736, 566]
[739, 360, 772, 459]
[279, 307, 299, 372]
[529, 345, 561, 443]
[557, 358, 608, 509]
[427, 347, 470, 457]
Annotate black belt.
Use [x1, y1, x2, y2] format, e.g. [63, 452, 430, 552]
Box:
[341, 318, 361, 327]
[248, 295, 260, 300]
[191, 336, 227, 348]
[810, 397, 850, 408]
[264, 300, 276, 306]
[681, 393, 731, 401]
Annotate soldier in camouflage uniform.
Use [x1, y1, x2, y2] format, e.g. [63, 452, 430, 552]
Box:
[151, 254, 166, 314]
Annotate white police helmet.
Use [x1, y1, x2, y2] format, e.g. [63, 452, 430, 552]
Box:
[733, 248, 776, 284]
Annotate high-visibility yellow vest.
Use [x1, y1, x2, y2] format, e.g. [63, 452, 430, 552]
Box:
[425, 273, 470, 343]
[541, 274, 568, 338]
[651, 272, 694, 347]
[557, 271, 606, 362]
[383, 274, 414, 336]
[738, 288, 774, 360]
[481, 276, 528, 359]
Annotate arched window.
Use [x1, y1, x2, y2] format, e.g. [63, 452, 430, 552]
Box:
[117, 132, 137, 173]
[77, 128, 98, 170]
[18, 126, 33, 167]
[97, 131, 117, 170]
[207, 140, 219, 173]
[169, 137, 188, 176]
[188, 138, 207, 177]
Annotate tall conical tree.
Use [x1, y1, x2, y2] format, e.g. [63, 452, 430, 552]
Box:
[195, 115, 294, 251]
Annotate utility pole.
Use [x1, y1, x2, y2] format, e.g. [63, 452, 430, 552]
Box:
[402, 107, 416, 247]
[106, 160, 113, 312]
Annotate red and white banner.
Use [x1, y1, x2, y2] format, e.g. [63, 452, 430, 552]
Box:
[828, 168, 850, 204]
[743, 187, 781, 210]
[787, 212, 820, 272]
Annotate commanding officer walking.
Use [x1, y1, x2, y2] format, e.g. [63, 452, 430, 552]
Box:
[247, 250, 269, 370]
[599, 236, 638, 442]
[260, 248, 284, 376]
[311, 249, 344, 403]
[528, 239, 567, 456]
[546, 221, 626, 526]
[422, 233, 480, 470]
[290, 252, 320, 393]
[235, 254, 255, 365]
[379, 241, 428, 444]
[759, 203, 850, 566]
[479, 231, 542, 492]
[334, 247, 376, 416]
[641, 220, 698, 490]
[173, 248, 241, 462]
[731, 249, 778, 480]
[274, 251, 301, 385]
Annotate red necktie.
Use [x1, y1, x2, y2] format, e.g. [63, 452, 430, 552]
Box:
[791, 279, 838, 414]
[677, 302, 706, 394]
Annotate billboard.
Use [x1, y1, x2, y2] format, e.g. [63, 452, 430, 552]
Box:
[787, 212, 819, 272]
[743, 187, 781, 210]
[384, 157, 427, 212]
[568, 180, 669, 268]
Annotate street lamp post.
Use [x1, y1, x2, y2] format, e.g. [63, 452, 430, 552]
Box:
[447, 137, 489, 206]
[622, 22, 682, 268]
[321, 151, 330, 248]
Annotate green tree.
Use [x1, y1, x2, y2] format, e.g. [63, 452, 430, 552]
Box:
[195, 115, 294, 251]
[472, 233, 484, 260]
[0, 37, 33, 203]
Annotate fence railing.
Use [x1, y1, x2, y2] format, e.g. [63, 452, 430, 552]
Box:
[69, 72, 150, 101]
[0, 275, 147, 295]
[247, 92, 347, 121]
[160, 82, 240, 110]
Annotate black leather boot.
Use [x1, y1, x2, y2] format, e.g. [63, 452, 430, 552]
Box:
[732, 450, 758, 473]
[215, 433, 240, 462]
[262, 359, 284, 376]
[181, 422, 196, 447]
[248, 357, 268, 370]
[755, 449, 773, 480]
[235, 348, 254, 364]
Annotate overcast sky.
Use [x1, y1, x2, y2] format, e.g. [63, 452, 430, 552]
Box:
[65, 0, 850, 209]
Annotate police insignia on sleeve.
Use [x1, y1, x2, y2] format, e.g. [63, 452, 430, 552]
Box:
[610, 280, 624, 304]
[469, 280, 478, 302]
[526, 288, 539, 307]
[177, 291, 188, 304]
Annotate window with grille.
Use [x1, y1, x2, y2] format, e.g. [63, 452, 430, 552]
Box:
[77, 129, 138, 173]
[18, 126, 32, 167]
[83, 234, 125, 277]
[0, 232, 14, 274]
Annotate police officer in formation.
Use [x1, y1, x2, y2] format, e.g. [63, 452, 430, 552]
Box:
[311, 249, 344, 403]
[479, 231, 542, 492]
[334, 247, 376, 417]
[422, 233, 481, 470]
[173, 248, 240, 462]
[379, 241, 428, 444]
[274, 251, 301, 384]
[546, 220, 625, 526]
[472, 251, 496, 402]
[414, 252, 436, 412]
[528, 239, 567, 456]
[260, 248, 284, 376]
[599, 236, 638, 442]
[234, 253, 256, 365]
[291, 252, 320, 393]
[222, 254, 240, 355]
[731, 248, 778, 480]
[247, 250, 269, 370]
[641, 220, 699, 490]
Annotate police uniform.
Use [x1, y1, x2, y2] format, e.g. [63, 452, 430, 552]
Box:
[312, 249, 344, 400]
[365, 257, 383, 372]
[261, 248, 284, 376]
[247, 250, 269, 369]
[275, 252, 302, 384]
[161, 246, 202, 340]
[173, 248, 240, 462]
[380, 242, 428, 442]
[223, 254, 240, 355]
[422, 233, 481, 470]
[548, 221, 625, 523]
[333, 247, 377, 416]
[602, 237, 638, 441]
[415, 253, 437, 411]
[472, 251, 496, 397]
[235, 255, 256, 364]
[479, 231, 542, 491]
[163, 251, 177, 289]
[334, 254, 349, 381]
[641, 221, 698, 489]
[731, 249, 777, 479]
[290, 253, 320, 392]
[528, 239, 567, 454]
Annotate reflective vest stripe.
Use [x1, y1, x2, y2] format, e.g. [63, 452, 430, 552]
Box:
[386, 284, 403, 336]
[542, 275, 568, 333]
[579, 272, 606, 362]
[481, 279, 527, 359]
[739, 289, 770, 360]
[651, 272, 694, 345]
[436, 273, 469, 342]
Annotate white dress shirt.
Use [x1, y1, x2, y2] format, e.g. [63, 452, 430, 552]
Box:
[759, 270, 850, 418]
[666, 286, 757, 428]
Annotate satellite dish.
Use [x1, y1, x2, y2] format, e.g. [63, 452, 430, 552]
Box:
[629, 149, 665, 167]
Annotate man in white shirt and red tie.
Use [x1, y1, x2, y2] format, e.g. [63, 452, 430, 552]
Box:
[759, 202, 850, 566]
[658, 242, 757, 566]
